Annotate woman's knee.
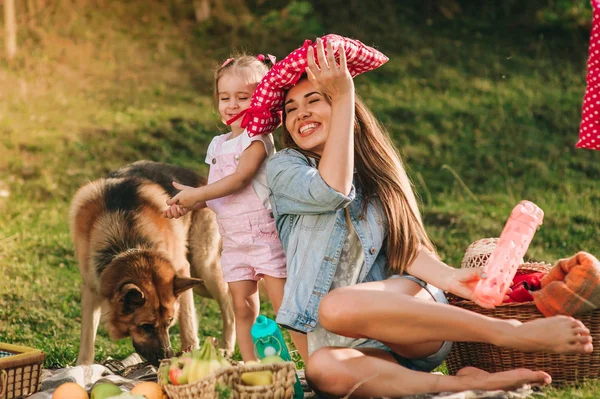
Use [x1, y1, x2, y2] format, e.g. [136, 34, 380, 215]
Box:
[318, 287, 360, 333]
[305, 348, 354, 397]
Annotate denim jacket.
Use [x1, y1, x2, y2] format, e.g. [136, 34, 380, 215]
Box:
[266, 148, 390, 333]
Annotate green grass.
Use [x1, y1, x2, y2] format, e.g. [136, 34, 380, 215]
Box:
[1, 0, 599, 396]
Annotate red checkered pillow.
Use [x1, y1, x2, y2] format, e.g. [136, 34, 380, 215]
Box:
[239, 34, 389, 137]
[577, 0, 600, 150]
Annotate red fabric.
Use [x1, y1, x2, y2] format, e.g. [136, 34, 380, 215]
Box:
[239, 34, 389, 136]
[577, 0, 600, 150]
[503, 272, 545, 303]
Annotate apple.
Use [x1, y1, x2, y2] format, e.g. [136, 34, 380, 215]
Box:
[91, 382, 122, 399]
[168, 357, 193, 385]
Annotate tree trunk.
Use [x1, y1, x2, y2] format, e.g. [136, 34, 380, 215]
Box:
[4, 0, 17, 61]
[213, 0, 251, 26]
[193, 0, 211, 22]
[27, 0, 36, 29]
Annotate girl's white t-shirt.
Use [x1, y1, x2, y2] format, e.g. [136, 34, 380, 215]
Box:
[205, 129, 276, 210]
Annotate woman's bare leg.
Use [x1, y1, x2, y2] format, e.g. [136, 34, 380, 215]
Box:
[318, 278, 592, 355]
[262, 275, 309, 362]
[305, 346, 551, 398]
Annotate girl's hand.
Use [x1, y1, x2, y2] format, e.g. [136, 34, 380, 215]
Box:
[164, 203, 188, 219]
[164, 201, 207, 219]
[306, 38, 353, 100]
[166, 181, 204, 209]
[445, 267, 497, 309]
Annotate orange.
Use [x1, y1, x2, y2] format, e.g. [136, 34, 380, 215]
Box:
[52, 382, 89, 399]
[130, 381, 167, 399]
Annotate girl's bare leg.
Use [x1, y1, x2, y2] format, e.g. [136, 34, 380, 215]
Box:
[305, 346, 551, 398]
[318, 278, 592, 357]
[228, 280, 260, 362]
[262, 275, 309, 362]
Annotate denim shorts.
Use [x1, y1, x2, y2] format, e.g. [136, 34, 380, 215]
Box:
[353, 274, 453, 372]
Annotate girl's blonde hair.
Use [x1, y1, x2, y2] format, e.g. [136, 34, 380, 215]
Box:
[282, 87, 436, 275]
[213, 54, 270, 108]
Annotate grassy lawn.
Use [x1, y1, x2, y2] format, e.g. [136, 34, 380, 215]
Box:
[1, 1, 599, 397]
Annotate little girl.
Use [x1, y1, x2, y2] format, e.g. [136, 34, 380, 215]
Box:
[164, 55, 308, 362]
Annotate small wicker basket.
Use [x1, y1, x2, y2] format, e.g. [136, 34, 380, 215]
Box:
[159, 361, 297, 399]
[446, 262, 600, 385]
[0, 343, 45, 399]
[232, 362, 297, 399]
[159, 361, 237, 399]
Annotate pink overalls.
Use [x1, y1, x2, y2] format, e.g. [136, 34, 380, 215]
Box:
[206, 133, 286, 283]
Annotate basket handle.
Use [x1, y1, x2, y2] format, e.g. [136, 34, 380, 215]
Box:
[0, 369, 6, 398]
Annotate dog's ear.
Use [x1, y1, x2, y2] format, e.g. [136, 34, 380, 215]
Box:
[120, 283, 146, 314]
[173, 276, 203, 297]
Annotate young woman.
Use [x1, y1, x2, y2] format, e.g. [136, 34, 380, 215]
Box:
[265, 38, 592, 397]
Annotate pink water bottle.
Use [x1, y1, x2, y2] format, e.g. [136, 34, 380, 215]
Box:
[472, 200, 544, 306]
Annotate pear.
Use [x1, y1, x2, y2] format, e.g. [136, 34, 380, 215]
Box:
[91, 383, 122, 399]
[106, 393, 146, 399]
[260, 355, 285, 364]
[244, 360, 260, 365]
[157, 362, 171, 385]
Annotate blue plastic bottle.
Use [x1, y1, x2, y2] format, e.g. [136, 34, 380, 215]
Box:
[250, 315, 303, 399]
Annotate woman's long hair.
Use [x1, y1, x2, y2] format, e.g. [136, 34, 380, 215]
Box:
[281, 90, 436, 274]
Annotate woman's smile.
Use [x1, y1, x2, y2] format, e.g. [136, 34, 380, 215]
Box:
[298, 122, 322, 137]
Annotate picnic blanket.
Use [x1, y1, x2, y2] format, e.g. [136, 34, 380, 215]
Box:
[299, 370, 537, 399]
[29, 354, 537, 399]
[28, 354, 155, 399]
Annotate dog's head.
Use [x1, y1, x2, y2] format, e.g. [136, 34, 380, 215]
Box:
[99, 249, 202, 366]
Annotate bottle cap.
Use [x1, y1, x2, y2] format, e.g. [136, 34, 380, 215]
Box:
[251, 315, 278, 338]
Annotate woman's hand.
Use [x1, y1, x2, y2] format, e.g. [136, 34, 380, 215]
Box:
[306, 38, 353, 100]
[445, 267, 497, 309]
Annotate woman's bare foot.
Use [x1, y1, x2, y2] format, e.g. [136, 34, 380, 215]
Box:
[497, 316, 593, 354]
[456, 366, 551, 391]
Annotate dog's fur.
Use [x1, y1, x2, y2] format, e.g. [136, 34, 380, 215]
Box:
[70, 161, 235, 366]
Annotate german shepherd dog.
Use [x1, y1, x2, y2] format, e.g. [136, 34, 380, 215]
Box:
[70, 161, 235, 366]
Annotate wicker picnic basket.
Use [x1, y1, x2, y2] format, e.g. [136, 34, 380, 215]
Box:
[159, 361, 297, 399]
[446, 238, 600, 385]
[0, 343, 45, 399]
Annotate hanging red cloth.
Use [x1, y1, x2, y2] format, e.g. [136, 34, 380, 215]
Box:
[577, 0, 600, 150]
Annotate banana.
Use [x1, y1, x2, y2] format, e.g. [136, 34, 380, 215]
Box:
[241, 370, 273, 386]
[161, 337, 232, 385]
